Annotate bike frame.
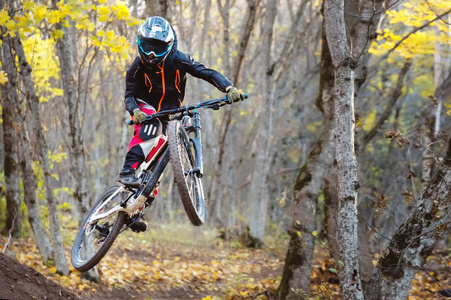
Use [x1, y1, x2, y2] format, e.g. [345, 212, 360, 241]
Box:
[85, 96, 241, 227]
[87, 143, 169, 225]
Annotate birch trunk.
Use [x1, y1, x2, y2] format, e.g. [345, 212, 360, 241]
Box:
[0, 26, 53, 263]
[12, 34, 70, 275]
[247, 0, 277, 244]
[366, 138, 451, 299]
[324, 0, 364, 297]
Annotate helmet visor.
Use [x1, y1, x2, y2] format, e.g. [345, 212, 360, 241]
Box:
[138, 39, 170, 57]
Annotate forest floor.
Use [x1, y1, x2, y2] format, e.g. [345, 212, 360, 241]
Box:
[0, 221, 450, 300]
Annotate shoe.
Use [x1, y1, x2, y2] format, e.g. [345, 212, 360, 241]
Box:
[117, 167, 141, 188]
[126, 215, 147, 233]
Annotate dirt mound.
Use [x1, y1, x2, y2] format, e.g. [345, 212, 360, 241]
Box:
[0, 252, 78, 300]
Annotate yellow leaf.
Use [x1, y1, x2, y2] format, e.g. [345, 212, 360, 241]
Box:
[0, 70, 8, 85]
[116, 1, 130, 19]
[51, 29, 64, 39]
[0, 9, 10, 25]
[363, 109, 377, 132]
[99, 14, 108, 22]
[355, 117, 362, 128]
[106, 30, 114, 38]
[23, 0, 34, 10]
[32, 5, 48, 23]
[98, 6, 109, 15]
[48, 11, 61, 25]
[312, 230, 317, 237]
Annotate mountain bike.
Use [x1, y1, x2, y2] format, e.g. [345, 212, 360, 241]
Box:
[71, 94, 248, 272]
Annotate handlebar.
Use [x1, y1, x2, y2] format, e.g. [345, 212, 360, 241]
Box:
[128, 94, 248, 125]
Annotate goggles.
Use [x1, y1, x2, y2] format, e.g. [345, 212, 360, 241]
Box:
[138, 38, 171, 57]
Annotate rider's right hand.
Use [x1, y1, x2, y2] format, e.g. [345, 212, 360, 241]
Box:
[226, 86, 245, 103]
[133, 108, 148, 124]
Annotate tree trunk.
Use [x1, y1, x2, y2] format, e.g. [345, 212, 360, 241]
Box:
[247, 0, 277, 244]
[145, 0, 170, 20]
[277, 5, 336, 297]
[324, 162, 339, 262]
[51, 2, 100, 280]
[323, 0, 389, 286]
[421, 47, 451, 190]
[11, 34, 70, 275]
[0, 23, 53, 263]
[207, 0, 231, 224]
[52, 11, 90, 217]
[366, 138, 451, 300]
[0, 34, 21, 238]
[208, 0, 259, 225]
[324, 0, 364, 298]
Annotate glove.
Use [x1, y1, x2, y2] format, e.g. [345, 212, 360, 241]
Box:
[132, 108, 148, 124]
[227, 87, 245, 103]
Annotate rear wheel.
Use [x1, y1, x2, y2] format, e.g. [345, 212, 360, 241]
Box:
[168, 121, 206, 226]
[71, 186, 128, 272]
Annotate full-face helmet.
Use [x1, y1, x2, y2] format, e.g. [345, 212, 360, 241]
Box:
[137, 16, 174, 68]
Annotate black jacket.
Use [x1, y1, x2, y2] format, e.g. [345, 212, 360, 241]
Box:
[124, 36, 232, 114]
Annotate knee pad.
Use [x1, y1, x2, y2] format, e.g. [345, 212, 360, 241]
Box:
[139, 119, 162, 141]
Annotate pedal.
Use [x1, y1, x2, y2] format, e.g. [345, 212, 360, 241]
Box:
[126, 214, 147, 233]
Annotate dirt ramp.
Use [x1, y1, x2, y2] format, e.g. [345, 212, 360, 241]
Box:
[0, 253, 78, 300]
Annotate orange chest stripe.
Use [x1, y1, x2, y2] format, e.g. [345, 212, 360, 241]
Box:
[175, 69, 181, 93]
[157, 61, 165, 112]
[144, 73, 152, 93]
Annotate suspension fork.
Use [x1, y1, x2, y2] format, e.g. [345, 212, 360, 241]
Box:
[191, 111, 203, 177]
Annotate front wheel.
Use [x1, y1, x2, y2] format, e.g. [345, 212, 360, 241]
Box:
[168, 121, 206, 226]
[71, 186, 128, 272]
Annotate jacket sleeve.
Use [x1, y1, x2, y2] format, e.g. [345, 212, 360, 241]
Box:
[177, 52, 232, 92]
[124, 58, 140, 115]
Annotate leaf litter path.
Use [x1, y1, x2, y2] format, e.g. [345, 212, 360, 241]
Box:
[0, 225, 287, 300]
[87, 234, 284, 299]
[2, 225, 450, 300]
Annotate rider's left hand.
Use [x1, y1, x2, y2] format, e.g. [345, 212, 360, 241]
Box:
[227, 87, 245, 103]
[133, 108, 148, 124]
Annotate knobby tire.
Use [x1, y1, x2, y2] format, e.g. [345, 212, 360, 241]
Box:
[71, 186, 127, 272]
[168, 121, 206, 226]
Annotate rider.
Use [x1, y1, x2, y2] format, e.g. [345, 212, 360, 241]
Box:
[117, 16, 245, 231]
